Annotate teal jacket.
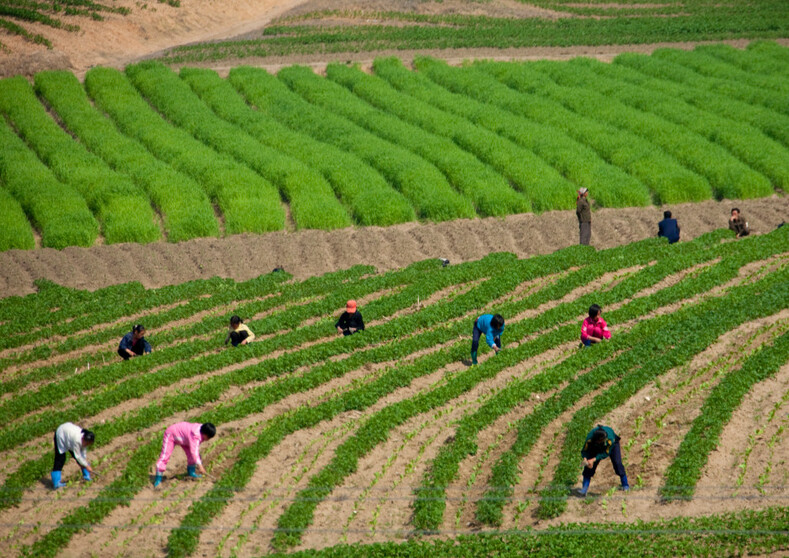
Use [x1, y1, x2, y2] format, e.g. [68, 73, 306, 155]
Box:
[476, 314, 504, 348]
[581, 425, 619, 462]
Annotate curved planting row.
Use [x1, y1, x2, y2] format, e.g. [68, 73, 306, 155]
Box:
[2, 43, 789, 248]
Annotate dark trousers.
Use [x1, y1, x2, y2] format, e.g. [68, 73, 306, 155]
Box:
[340, 328, 357, 337]
[118, 340, 145, 360]
[579, 222, 591, 246]
[582, 440, 626, 480]
[230, 330, 250, 347]
[471, 321, 500, 353]
[52, 434, 76, 472]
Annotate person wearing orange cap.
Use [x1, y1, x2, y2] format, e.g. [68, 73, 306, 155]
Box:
[336, 300, 365, 336]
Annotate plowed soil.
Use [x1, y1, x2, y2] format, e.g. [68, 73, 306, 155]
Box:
[1, 198, 785, 299]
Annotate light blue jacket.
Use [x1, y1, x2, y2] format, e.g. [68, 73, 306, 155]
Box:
[476, 314, 504, 348]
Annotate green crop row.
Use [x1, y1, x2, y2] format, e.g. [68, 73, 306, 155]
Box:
[277, 507, 789, 557]
[228, 66, 476, 222]
[544, 58, 788, 194]
[652, 48, 789, 116]
[610, 52, 789, 151]
[475, 59, 769, 202]
[84, 67, 285, 235]
[411, 57, 652, 208]
[34, 71, 219, 242]
[371, 57, 601, 211]
[179, 67, 416, 227]
[126, 62, 352, 231]
[0, 116, 98, 248]
[157, 6, 789, 64]
[325, 63, 574, 213]
[0, 185, 34, 250]
[280, 64, 532, 217]
[662, 328, 789, 500]
[0, 77, 160, 244]
[471, 59, 717, 205]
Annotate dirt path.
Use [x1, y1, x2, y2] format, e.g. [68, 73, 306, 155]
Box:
[1, 198, 786, 299]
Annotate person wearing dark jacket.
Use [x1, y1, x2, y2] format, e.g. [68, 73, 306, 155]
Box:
[658, 210, 680, 244]
[336, 300, 365, 336]
[118, 325, 152, 360]
[729, 208, 750, 238]
[579, 424, 629, 496]
[576, 188, 592, 246]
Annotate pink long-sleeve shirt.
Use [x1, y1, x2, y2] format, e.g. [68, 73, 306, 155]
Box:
[581, 316, 611, 342]
[165, 422, 203, 466]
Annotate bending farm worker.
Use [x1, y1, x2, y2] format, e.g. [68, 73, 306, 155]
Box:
[729, 207, 750, 238]
[657, 210, 680, 244]
[52, 422, 94, 489]
[576, 187, 592, 246]
[154, 422, 216, 487]
[581, 304, 611, 347]
[471, 313, 504, 365]
[225, 315, 255, 347]
[118, 324, 152, 360]
[580, 424, 629, 495]
[336, 299, 365, 336]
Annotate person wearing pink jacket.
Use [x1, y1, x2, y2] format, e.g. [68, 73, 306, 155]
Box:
[581, 304, 611, 347]
[153, 422, 216, 487]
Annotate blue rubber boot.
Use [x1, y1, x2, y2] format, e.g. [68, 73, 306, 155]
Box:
[620, 474, 630, 491]
[81, 468, 91, 481]
[51, 471, 66, 490]
[471, 351, 478, 365]
[580, 477, 590, 496]
[153, 472, 163, 487]
[187, 465, 202, 479]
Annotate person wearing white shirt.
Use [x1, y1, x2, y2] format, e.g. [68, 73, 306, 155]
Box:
[52, 422, 95, 489]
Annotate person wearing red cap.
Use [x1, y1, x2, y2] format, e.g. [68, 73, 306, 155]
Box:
[336, 300, 365, 336]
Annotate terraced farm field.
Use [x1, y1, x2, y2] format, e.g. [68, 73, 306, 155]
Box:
[0, 226, 787, 557]
[2, 42, 789, 250]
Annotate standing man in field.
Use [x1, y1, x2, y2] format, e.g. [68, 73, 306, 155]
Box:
[576, 188, 592, 246]
[471, 313, 504, 365]
[153, 422, 216, 487]
[579, 424, 629, 496]
[52, 422, 94, 489]
[658, 210, 680, 244]
[729, 208, 750, 238]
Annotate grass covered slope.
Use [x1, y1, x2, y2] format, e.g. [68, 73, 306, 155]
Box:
[1, 43, 788, 250]
[0, 226, 787, 557]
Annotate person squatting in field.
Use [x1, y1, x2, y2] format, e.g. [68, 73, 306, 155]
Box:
[153, 422, 216, 487]
[471, 313, 504, 365]
[118, 324, 152, 360]
[729, 207, 750, 238]
[579, 424, 629, 495]
[581, 304, 611, 348]
[576, 187, 592, 246]
[225, 315, 255, 347]
[658, 210, 681, 244]
[336, 299, 365, 336]
[52, 422, 94, 489]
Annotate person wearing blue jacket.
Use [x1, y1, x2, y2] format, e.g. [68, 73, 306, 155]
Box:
[657, 210, 680, 244]
[471, 313, 504, 365]
[579, 424, 629, 496]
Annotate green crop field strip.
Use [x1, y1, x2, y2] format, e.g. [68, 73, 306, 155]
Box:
[1, 42, 788, 250]
[0, 226, 787, 557]
[158, 1, 789, 64]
